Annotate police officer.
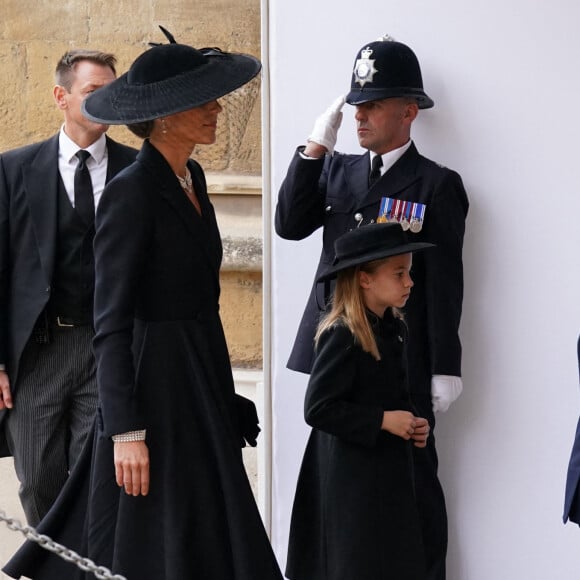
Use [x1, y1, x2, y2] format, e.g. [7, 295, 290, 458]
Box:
[276, 36, 469, 580]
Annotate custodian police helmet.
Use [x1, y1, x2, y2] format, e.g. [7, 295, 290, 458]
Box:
[345, 36, 434, 109]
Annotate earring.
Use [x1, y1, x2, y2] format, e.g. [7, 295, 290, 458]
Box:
[161, 118, 168, 135]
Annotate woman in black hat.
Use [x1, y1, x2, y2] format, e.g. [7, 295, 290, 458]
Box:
[286, 222, 433, 580]
[4, 31, 282, 580]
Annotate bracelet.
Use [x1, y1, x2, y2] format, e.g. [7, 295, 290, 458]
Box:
[111, 430, 146, 443]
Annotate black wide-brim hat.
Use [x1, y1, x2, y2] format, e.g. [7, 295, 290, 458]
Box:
[317, 222, 434, 282]
[345, 38, 434, 109]
[82, 36, 261, 124]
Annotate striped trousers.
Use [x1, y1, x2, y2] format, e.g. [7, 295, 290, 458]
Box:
[6, 325, 97, 526]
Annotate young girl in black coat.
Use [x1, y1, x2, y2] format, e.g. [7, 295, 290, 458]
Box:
[286, 222, 434, 580]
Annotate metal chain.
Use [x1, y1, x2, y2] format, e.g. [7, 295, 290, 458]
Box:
[0, 510, 127, 580]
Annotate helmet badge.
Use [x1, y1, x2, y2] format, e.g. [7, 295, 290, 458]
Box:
[353, 47, 378, 88]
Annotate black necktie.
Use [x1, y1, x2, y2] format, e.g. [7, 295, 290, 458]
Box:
[74, 150, 94, 226]
[368, 154, 383, 187]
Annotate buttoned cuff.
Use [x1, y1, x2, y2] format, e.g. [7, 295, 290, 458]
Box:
[299, 150, 319, 160]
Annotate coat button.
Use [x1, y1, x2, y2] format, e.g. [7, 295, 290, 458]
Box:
[325, 205, 332, 213]
[45, 286, 51, 293]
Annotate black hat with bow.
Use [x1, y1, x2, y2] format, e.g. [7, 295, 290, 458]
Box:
[82, 26, 261, 124]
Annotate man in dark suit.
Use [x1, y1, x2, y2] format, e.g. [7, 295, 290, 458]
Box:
[0, 49, 136, 525]
[275, 37, 468, 579]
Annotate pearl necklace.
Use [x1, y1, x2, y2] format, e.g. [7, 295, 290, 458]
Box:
[176, 168, 193, 192]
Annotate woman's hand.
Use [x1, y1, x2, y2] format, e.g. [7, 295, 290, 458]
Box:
[114, 441, 150, 496]
[381, 411, 430, 447]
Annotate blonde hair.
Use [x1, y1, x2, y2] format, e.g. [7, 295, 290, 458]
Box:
[315, 258, 403, 361]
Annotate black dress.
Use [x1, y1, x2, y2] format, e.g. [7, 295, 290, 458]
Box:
[286, 311, 425, 580]
[3, 140, 282, 580]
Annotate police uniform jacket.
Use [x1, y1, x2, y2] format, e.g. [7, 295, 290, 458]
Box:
[275, 142, 469, 402]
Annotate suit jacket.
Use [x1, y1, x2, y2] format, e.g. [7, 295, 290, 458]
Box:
[275, 143, 469, 403]
[563, 335, 580, 524]
[0, 134, 137, 456]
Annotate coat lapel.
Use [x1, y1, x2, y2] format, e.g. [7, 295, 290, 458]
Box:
[350, 143, 422, 209]
[343, 154, 371, 207]
[105, 136, 133, 180]
[138, 141, 221, 277]
[23, 135, 60, 284]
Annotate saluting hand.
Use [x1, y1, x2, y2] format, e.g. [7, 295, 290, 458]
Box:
[305, 94, 346, 156]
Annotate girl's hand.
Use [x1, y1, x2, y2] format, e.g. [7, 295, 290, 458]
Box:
[381, 412, 430, 446]
[114, 441, 150, 496]
[410, 417, 430, 448]
[381, 410, 417, 440]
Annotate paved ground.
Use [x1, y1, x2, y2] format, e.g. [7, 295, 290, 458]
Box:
[0, 458, 27, 579]
[0, 449, 257, 579]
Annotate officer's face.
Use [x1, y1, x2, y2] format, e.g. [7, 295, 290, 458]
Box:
[354, 98, 418, 155]
[359, 253, 414, 317]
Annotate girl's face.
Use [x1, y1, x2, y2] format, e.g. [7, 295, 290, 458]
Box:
[359, 253, 414, 316]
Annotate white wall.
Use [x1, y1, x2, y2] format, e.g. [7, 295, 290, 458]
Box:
[266, 1, 580, 578]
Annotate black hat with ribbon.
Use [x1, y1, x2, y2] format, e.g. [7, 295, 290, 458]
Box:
[82, 26, 261, 124]
[346, 36, 434, 109]
[317, 222, 434, 282]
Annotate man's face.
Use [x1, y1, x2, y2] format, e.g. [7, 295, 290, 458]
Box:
[54, 60, 116, 143]
[354, 97, 418, 155]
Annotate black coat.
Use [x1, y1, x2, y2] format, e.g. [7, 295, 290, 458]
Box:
[3, 141, 282, 580]
[275, 143, 468, 403]
[0, 134, 137, 456]
[286, 311, 425, 580]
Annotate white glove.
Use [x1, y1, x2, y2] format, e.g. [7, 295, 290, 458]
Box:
[431, 375, 463, 413]
[307, 95, 346, 154]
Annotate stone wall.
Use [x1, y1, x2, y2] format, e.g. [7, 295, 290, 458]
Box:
[0, 0, 263, 368]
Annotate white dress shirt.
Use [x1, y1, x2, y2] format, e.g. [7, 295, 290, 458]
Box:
[368, 139, 413, 175]
[58, 128, 109, 213]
